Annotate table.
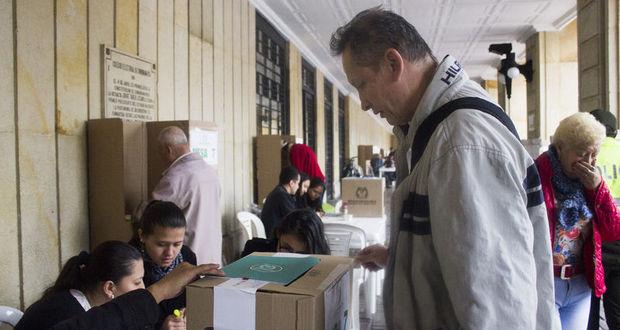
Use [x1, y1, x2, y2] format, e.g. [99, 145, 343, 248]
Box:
[322, 214, 387, 315]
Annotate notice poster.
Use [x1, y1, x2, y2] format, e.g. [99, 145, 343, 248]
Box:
[104, 46, 157, 121]
[189, 127, 218, 166]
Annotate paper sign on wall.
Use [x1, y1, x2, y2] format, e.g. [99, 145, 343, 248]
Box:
[190, 127, 218, 166]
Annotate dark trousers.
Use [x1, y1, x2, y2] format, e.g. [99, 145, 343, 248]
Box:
[589, 268, 620, 330]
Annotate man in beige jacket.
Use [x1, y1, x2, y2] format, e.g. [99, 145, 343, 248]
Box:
[152, 126, 221, 264]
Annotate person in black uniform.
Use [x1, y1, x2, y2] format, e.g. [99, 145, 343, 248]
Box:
[260, 166, 300, 238]
[130, 200, 197, 329]
[50, 262, 223, 330]
[16, 241, 145, 330]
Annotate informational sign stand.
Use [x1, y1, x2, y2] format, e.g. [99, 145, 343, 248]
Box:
[103, 45, 157, 121]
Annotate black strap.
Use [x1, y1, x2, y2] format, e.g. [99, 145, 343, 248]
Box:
[410, 97, 519, 171]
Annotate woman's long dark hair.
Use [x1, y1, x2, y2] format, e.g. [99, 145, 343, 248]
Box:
[276, 209, 331, 255]
[306, 178, 325, 212]
[41, 241, 142, 300]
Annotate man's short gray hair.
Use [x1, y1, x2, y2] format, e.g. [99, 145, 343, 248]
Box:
[158, 126, 188, 146]
[330, 6, 434, 67]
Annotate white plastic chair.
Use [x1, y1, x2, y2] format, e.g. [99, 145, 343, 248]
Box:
[236, 211, 266, 239]
[323, 223, 368, 329]
[0, 306, 23, 327]
[334, 200, 343, 213]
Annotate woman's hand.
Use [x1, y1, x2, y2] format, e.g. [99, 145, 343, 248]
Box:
[161, 309, 186, 330]
[573, 160, 602, 190]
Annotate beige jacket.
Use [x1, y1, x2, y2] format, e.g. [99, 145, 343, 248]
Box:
[153, 152, 222, 264]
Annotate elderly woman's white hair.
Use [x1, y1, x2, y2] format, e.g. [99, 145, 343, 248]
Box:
[552, 112, 606, 151]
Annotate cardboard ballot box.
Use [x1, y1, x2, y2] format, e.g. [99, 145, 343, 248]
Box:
[187, 253, 353, 330]
[341, 177, 385, 217]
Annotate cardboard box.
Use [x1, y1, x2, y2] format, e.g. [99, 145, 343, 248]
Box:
[254, 135, 296, 206]
[187, 253, 353, 330]
[88, 118, 148, 249]
[88, 119, 219, 250]
[146, 120, 219, 195]
[341, 177, 385, 217]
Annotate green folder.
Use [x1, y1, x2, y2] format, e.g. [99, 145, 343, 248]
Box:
[222, 255, 320, 285]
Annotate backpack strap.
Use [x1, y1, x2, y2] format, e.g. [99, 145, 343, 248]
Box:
[410, 97, 519, 172]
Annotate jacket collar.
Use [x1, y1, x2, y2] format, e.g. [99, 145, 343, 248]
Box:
[393, 55, 469, 144]
[162, 152, 201, 175]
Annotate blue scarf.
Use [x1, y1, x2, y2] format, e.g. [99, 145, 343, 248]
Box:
[143, 249, 184, 282]
[548, 145, 593, 228]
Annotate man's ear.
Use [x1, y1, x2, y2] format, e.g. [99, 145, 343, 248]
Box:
[166, 145, 174, 156]
[384, 48, 405, 80]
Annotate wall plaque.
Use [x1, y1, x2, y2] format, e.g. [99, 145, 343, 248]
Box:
[103, 46, 157, 121]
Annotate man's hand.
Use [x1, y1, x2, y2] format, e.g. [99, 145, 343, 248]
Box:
[355, 244, 388, 271]
[574, 160, 602, 190]
[147, 262, 223, 303]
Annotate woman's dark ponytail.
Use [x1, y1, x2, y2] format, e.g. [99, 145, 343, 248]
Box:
[41, 241, 141, 300]
[41, 252, 89, 300]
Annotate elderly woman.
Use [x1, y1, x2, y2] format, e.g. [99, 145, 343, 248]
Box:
[536, 112, 620, 329]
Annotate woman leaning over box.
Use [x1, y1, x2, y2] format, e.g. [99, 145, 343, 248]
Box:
[535, 112, 620, 329]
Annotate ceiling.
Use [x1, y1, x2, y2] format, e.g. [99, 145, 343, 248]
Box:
[252, 0, 577, 98]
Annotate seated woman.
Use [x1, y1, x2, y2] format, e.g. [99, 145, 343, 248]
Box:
[535, 112, 620, 329]
[276, 209, 331, 255]
[129, 200, 196, 329]
[304, 178, 326, 215]
[295, 172, 311, 209]
[242, 209, 330, 256]
[16, 241, 144, 330]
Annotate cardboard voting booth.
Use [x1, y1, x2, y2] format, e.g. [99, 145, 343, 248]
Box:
[88, 118, 148, 249]
[88, 119, 218, 249]
[341, 177, 385, 217]
[254, 135, 296, 206]
[187, 253, 354, 330]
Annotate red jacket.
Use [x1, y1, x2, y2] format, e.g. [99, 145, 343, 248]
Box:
[536, 152, 620, 297]
[289, 143, 325, 181]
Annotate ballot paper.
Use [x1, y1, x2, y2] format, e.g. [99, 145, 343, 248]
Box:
[222, 255, 320, 285]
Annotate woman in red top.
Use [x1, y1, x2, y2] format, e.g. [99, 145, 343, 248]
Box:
[288, 143, 325, 182]
[535, 112, 620, 329]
